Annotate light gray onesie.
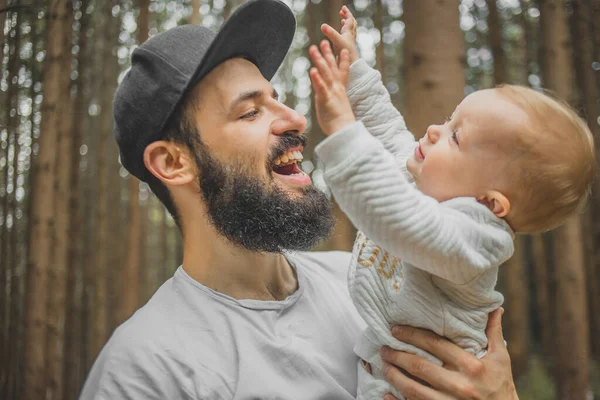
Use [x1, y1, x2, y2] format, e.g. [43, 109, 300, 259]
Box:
[315, 59, 514, 399]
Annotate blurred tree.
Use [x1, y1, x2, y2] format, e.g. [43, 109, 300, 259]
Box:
[3, 7, 21, 399]
[375, 0, 386, 83]
[24, 0, 71, 398]
[486, 0, 506, 83]
[403, 0, 464, 136]
[570, 0, 600, 362]
[541, 0, 591, 397]
[0, 6, 16, 397]
[64, 2, 91, 396]
[45, 1, 74, 398]
[92, 0, 120, 361]
[120, 0, 148, 326]
[493, 0, 530, 381]
[502, 238, 530, 381]
[191, 0, 200, 24]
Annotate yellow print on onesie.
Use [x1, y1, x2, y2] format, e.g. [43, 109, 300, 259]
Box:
[355, 232, 403, 292]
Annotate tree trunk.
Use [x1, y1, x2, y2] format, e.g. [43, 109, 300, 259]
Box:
[486, 0, 506, 84]
[91, 0, 119, 361]
[81, 6, 104, 370]
[403, 0, 464, 137]
[64, 2, 91, 397]
[500, 237, 529, 380]
[553, 218, 590, 399]
[2, 8, 20, 399]
[489, 0, 530, 381]
[223, 0, 238, 20]
[530, 234, 556, 369]
[190, 0, 200, 25]
[120, 0, 148, 325]
[541, 1, 591, 396]
[23, 1, 71, 398]
[571, 0, 600, 362]
[305, 0, 326, 162]
[44, 2, 74, 399]
[0, 0, 6, 51]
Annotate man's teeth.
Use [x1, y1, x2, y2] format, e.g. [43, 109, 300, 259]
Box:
[274, 150, 303, 166]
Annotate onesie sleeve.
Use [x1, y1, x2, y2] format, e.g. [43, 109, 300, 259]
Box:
[346, 59, 415, 159]
[315, 121, 514, 286]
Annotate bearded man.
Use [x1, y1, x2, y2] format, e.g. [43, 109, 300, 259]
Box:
[80, 1, 518, 399]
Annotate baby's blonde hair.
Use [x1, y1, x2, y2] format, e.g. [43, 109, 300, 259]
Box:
[494, 85, 597, 233]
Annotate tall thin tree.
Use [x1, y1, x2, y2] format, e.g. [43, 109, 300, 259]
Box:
[24, 0, 71, 398]
[120, 0, 149, 325]
[375, 0, 386, 83]
[541, 0, 591, 397]
[2, 8, 21, 398]
[403, 0, 464, 137]
[191, 0, 200, 25]
[91, 0, 119, 360]
[571, 0, 600, 362]
[44, 2, 74, 399]
[64, 1, 91, 397]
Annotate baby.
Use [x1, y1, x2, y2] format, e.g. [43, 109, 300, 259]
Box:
[308, 6, 596, 400]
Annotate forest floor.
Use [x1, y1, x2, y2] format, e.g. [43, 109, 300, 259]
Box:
[516, 357, 599, 399]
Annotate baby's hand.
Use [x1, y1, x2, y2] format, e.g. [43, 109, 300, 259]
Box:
[321, 6, 359, 64]
[309, 40, 355, 136]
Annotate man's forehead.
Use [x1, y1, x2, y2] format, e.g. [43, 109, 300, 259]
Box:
[195, 57, 271, 101]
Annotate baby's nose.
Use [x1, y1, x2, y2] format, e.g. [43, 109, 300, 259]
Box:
[425, 125, 442, 142]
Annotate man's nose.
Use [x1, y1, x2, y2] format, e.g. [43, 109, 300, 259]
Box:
[425, 124, 442, 143]
[271, 103, 307, 136]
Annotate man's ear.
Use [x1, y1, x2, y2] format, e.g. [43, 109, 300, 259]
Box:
[477, 190, 510, 218]
[143, 141, 195, 185]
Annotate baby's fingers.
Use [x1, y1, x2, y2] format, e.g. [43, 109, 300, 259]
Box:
[320, 40, 338, 71]
[338, 49, 350, 85]
[309, 67, 328, 96]
[321, 24, 346, 53]
[340, 6, 357, 32]
[309, 45, 334, 84]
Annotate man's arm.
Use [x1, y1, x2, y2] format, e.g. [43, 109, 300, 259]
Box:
[79, 337, 198, 400]
[381, 308, 519, 400]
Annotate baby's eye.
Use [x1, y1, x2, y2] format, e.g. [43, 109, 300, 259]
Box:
[452, 130, 459, 145]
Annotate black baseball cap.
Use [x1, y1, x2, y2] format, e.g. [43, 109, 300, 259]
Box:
[114, 0, 296, 181]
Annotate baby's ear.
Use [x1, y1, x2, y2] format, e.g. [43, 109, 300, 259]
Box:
[477, 191, 510, 218]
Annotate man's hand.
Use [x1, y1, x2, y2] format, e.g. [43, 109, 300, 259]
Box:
[309, 40, 356, 136]
[380, 308, 519, 400]
[321, 6, 359, 64]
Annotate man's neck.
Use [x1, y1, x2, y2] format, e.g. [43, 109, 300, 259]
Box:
[181, 224, 299, 301]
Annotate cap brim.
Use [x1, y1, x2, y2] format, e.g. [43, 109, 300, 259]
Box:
[187, 0, 296, 93]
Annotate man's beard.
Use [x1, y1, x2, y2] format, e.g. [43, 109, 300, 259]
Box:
[193, 136, 334, 253]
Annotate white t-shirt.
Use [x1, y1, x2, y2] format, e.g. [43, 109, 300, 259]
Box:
[80, 251, 366, 400]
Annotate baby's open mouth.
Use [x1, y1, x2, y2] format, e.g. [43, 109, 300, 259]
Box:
[272, 148, 304, 176]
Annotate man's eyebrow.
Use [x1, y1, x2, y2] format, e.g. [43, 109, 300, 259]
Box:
[229, 89, 279, 111]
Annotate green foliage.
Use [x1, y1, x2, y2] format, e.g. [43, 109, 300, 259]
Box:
[514, 357, 556, 400]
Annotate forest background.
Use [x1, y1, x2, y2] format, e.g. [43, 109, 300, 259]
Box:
[1, 0, 599, 399]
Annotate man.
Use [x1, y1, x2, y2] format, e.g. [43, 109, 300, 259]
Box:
[80, 1, 518, 399]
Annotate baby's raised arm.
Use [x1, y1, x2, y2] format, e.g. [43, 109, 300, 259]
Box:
[321, 8, 414, 159]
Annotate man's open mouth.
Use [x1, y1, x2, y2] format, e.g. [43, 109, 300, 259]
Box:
[272, 148, 304, 176]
